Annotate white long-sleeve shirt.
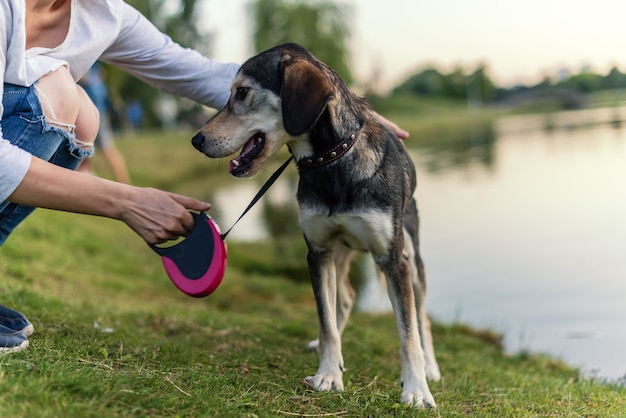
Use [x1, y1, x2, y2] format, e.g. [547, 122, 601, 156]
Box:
[0, 0, 239, 202]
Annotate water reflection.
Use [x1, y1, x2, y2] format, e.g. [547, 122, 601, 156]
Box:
[211, 106, 626, 382]
[416, 108, 626, 383]
[419, 124, 497, 173]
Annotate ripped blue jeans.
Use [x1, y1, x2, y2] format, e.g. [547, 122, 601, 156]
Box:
[0, 83, 94, 246]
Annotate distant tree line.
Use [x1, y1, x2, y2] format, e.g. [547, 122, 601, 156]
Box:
[392, 65, 626, 109]
[105, 0, 623, 128]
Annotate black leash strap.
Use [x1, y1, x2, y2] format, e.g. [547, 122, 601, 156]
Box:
[220, 156, 293, 240]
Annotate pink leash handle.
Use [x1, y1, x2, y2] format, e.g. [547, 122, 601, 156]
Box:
[150, 211, 227, 297]
[150, 156, 292, 297]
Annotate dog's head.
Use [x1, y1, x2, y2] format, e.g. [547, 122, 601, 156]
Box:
[191, 43, 337, 177]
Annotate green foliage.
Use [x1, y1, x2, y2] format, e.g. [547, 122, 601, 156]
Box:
[121, 0, 211, 53]
[602, 66, 626, 89]
[393, 65, 499, 104]
[467, 65, 498, 105]
[556, 70, 604, 93]
[394, 67, 446, 97]
[394, 65, 626, 111]
[103, 0, 212, 129]
[249, 0, 354, 85]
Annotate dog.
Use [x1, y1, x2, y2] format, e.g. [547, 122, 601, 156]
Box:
[191, 43, 441, 407]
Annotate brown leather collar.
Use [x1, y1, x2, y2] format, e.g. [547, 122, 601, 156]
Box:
[296, 131, 359, 168]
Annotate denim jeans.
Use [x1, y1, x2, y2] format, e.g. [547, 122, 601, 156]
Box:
[0, 83, 93, 246]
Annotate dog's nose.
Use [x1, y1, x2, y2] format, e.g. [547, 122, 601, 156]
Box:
[191, 132, 205, 151]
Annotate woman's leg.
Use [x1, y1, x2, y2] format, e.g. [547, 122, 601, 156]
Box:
[37, 67, 99, 169]
[0, 68, 100, 352]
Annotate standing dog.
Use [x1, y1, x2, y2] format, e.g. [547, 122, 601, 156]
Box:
[191, 43, 440, 407]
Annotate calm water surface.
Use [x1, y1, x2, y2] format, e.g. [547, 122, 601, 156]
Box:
[212, 108, 626, 382]
[416, 112, 626, 382]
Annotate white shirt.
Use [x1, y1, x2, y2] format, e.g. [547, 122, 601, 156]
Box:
[0, 0, 239, 202]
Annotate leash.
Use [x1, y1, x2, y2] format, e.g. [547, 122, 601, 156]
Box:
[151, 134, 359, 297]
[220, 156, 293, 240]
[150, 156, 293, 297]
[153, 124, 359, 297]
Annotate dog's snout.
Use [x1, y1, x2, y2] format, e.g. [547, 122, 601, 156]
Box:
[191, 132, 206, 151]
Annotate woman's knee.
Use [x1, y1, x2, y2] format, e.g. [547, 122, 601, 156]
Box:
[35, 66, 100, 148]
[36, 66, 80, 129]
[74, 85, 100, 146]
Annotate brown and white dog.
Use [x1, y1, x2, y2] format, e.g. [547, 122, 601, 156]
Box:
[191, 43, 440, 407]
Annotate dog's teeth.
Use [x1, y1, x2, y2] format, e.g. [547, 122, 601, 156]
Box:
[231, 159, 240, 167]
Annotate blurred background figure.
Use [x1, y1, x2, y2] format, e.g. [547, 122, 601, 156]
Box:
[79, 64, 131, 184]
[125, 97, 144, 133]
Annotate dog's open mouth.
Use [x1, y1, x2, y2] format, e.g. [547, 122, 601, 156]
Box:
[229, 132, 266, 176]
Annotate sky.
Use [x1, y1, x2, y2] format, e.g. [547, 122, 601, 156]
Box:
[201, 0, 626, 92]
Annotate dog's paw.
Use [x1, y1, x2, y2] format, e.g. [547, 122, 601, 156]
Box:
[426, 364, 441, 382]
[306, 339, 319, 351]
[401, 389, 437, 408]
[304, 374, 344, 392]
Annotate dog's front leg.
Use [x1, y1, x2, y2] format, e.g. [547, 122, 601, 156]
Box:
[305, 245, 345, 392]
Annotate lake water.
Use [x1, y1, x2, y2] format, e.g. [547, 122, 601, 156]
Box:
[211, 107, 626, 383]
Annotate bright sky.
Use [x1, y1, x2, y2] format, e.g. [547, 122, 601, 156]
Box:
[202, 0, 626, 92]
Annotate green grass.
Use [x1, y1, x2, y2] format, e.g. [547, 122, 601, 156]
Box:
[2, 109, 626, 416]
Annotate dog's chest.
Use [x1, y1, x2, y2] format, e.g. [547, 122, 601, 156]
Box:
[298, 206, 393, 255]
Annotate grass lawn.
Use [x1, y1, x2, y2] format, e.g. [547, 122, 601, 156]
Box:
[1, 106, 625, 416]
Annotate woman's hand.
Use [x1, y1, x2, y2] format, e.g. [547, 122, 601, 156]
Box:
[372, 111, 409, 140]
[118, 188, 211, 244]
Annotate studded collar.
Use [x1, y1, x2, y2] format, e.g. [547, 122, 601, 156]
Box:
[296, 131, 360, 168]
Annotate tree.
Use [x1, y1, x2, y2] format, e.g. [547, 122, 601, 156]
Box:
[557, 71, 603, 93]
[601, 67, 626, 91]
[249, 0, 353, 86]
[394, 65, 498, 103]
[392, 68, 445, 97]
[104, 0, 212, 128]
[466, 65, 497, 106]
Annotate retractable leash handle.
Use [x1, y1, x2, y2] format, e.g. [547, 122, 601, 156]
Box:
[150, 211, 227, 298]
[150, 156, 293, 298]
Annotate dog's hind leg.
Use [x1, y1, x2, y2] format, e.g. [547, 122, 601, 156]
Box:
[304, 244, 345, 392]
[378, 236, 436, 408]
[307, 243, 357, 351]
[403, 229, 441, 381]
[334, 243, 358, 336]
[403, 200, 440, 381]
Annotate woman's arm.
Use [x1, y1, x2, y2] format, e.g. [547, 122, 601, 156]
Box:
[372, 111, 410, 140]
[8, 156, 211, 244]
[99, 2, 239, 109]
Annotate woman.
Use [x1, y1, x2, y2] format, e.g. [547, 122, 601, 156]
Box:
[1, 0, 239, 353]
[1, 0, 408, 354]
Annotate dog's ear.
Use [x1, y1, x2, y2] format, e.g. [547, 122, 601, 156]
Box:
[280, 54, 334, 136]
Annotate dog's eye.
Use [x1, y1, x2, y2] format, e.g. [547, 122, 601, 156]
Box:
[235, 87, 249, 101]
